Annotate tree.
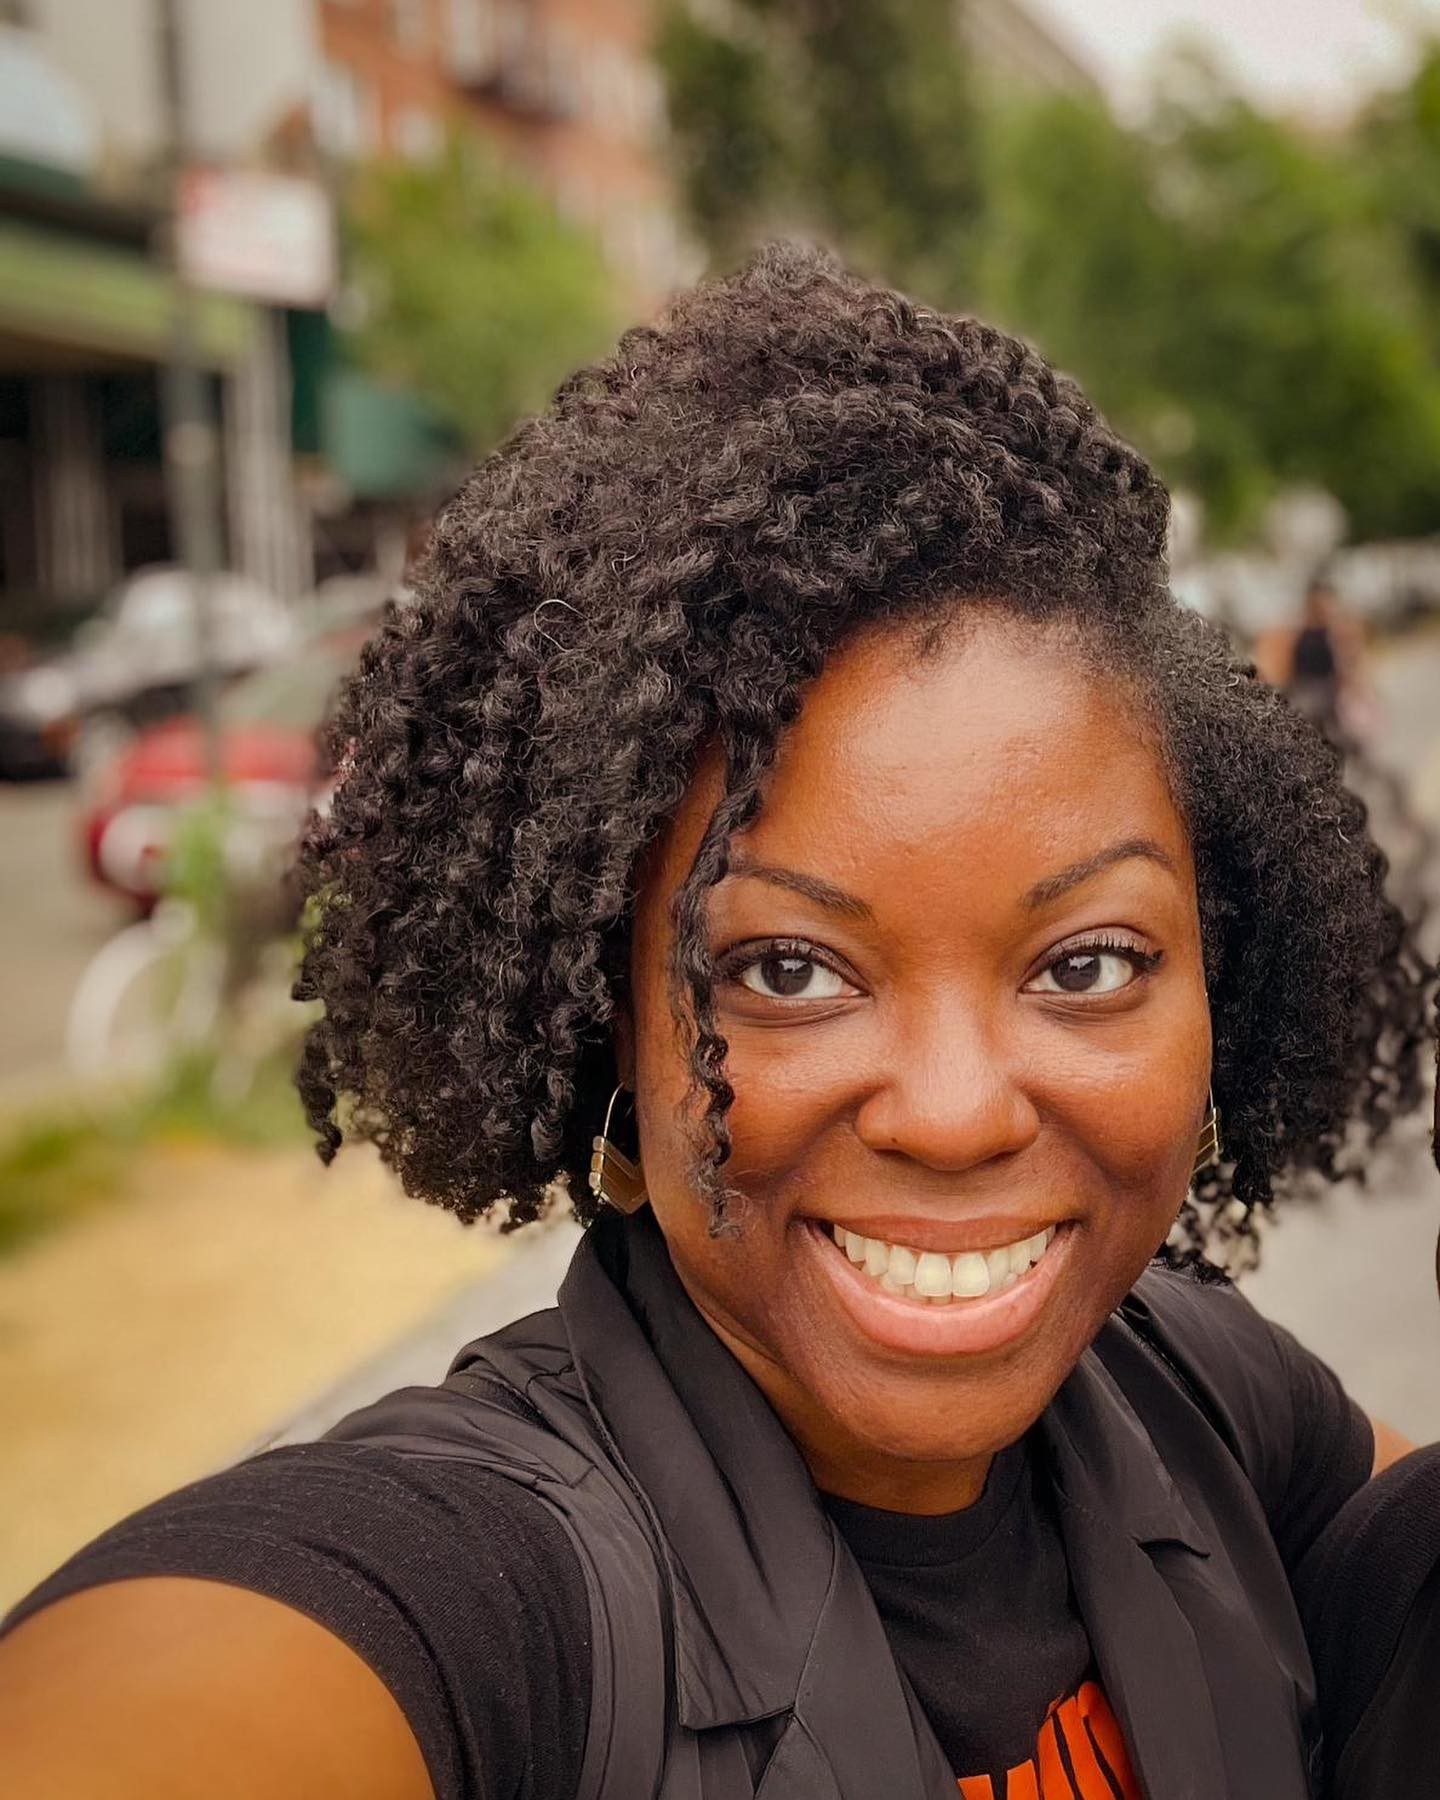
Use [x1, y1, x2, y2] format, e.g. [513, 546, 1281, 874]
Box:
[975, 71, 1440, 540]
[656, 4, 781, 263]
[659, 11, 1440, 545]
[657, 0, 981, 299]
[1361, 41, 1440, 361]
[341, 139, 618, 455]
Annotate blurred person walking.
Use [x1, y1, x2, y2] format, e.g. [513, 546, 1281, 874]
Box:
[1279, 574, 1374, 747]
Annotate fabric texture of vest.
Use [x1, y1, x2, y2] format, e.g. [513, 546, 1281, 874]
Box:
[326, 1210, 1325, 1800]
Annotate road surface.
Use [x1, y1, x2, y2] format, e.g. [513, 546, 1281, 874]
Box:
[0, 783, 119, 1104]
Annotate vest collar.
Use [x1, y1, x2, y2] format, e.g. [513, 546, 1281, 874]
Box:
[559, 1210, 833, 1728]
[1040, 1341, 1212, 1557]
[557, 1211, 1213, 1738]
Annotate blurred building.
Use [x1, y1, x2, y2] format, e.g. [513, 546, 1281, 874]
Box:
[0, 0, 685, 644]
[318, 0, 686, 301]
[0, 0, 1090, 647]
[0, 1, 331, 637]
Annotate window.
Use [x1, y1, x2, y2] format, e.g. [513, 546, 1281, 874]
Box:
[312, 59, 377, 159]
[447, 0, 497, 68]
[589, 47, 664, 142]
[390, 0, 429, 51]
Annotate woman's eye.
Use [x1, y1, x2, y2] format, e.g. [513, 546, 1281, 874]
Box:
[737, 953, 851, 1001]
[1027, 948, 1144, 996]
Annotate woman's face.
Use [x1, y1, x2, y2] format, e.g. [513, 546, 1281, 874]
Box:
[624, 615, 1211, 1507]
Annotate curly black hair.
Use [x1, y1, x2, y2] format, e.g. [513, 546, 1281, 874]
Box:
[294, 243, 1431, 1263]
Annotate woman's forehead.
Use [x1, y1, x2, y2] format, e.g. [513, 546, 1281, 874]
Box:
[654, 616, 1189, 904]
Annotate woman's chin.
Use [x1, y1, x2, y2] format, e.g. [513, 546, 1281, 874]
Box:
[787, 1356, 1052, 1487]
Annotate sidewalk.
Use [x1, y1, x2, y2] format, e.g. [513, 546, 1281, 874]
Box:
[0, 1140, 540, 1612]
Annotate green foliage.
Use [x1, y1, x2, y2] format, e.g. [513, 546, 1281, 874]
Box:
[0, 1049, 307, 1258]
[783, 0, 981, 291]
[0, 1112, 122, 1255]
[657, 5, 780, 260]
[977, 79, 1440, 540]
[165, 792, 232, 938]
[342, 138, 619, 453]
[657, 0, 979, 296]
[1361, 43, 1440, 361]
[657, 10, 1440, 543]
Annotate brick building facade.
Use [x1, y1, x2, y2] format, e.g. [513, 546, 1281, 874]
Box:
[315, 0, 688, 299]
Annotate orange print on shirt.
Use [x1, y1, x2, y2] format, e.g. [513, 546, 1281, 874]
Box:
[956, 1680, 1141, 1800]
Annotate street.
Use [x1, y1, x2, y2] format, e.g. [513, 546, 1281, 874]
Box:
[0, 784, 123, 1105]
[2, 628, 1439, 1445]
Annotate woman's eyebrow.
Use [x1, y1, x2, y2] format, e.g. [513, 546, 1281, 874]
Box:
[1025, 837, 1176, 908]
[723, 855, 875, 920]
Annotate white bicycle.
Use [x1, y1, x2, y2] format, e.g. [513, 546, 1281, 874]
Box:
[65, 898, 228, 1085]
[65, 803, 308, 1093]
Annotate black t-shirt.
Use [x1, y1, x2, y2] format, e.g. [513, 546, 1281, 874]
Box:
[826, 1312, 1369, 1796]
[1291, 623, 1339, 683]
[4, 1306, 1372, 1800]
[824, 1439, 1114, 1791]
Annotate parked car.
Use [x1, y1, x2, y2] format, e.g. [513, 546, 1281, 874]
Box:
[0, 566, 297, 780]
[79, 629, 363, 910]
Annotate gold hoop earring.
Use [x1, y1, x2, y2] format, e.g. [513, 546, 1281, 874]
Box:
[589, 1085, 648, 1214]
[1193, 1089, 1222, 1177]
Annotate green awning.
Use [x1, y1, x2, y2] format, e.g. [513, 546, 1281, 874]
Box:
[321, 366, 462, 499]
[0, 218, 255, 366]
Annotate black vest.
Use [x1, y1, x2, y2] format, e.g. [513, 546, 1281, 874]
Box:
[327, 1211, 1324, 1799]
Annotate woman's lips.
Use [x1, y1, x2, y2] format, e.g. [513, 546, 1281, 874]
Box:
[802, 1215, 1075, 1357]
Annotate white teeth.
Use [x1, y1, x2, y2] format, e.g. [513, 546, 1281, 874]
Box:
[951, 1252, 989, 1298]
[888, 1245, 919, 1286]
[823, 1220, 1061, 1306]
[913, 1251, 952, 1297]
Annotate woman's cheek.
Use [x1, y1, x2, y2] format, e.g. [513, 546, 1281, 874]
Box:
[722, 1027, 863, 1191]
[1035, 1018, 1207, 1174]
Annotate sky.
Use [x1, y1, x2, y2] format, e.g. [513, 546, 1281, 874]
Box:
[1030, 0, 1440, 116]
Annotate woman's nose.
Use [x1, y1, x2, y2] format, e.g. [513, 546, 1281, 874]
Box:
[851, 1006, 1041, 1173]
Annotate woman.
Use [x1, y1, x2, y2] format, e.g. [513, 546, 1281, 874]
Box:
[0, 246, 1430, 1799]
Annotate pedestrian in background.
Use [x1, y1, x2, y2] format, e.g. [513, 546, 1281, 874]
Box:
[1254, 571, 1377, 747]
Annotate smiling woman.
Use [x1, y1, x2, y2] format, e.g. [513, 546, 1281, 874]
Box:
[0, 246, 1431, 1800]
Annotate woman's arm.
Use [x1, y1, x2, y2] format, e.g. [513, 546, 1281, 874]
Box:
[0, 1578, 435, 1799]
[1371, 1415, 1417, 1477]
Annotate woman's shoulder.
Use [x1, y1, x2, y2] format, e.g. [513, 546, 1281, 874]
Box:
[1116, 1259, 1290, 1406]
[1107, 1262, 1373, 1570]
[7, 1434, 584, 1627]
[2, 1436, 593, 1800]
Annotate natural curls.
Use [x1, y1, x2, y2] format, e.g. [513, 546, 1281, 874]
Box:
[294, 243, 1431, 1262]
